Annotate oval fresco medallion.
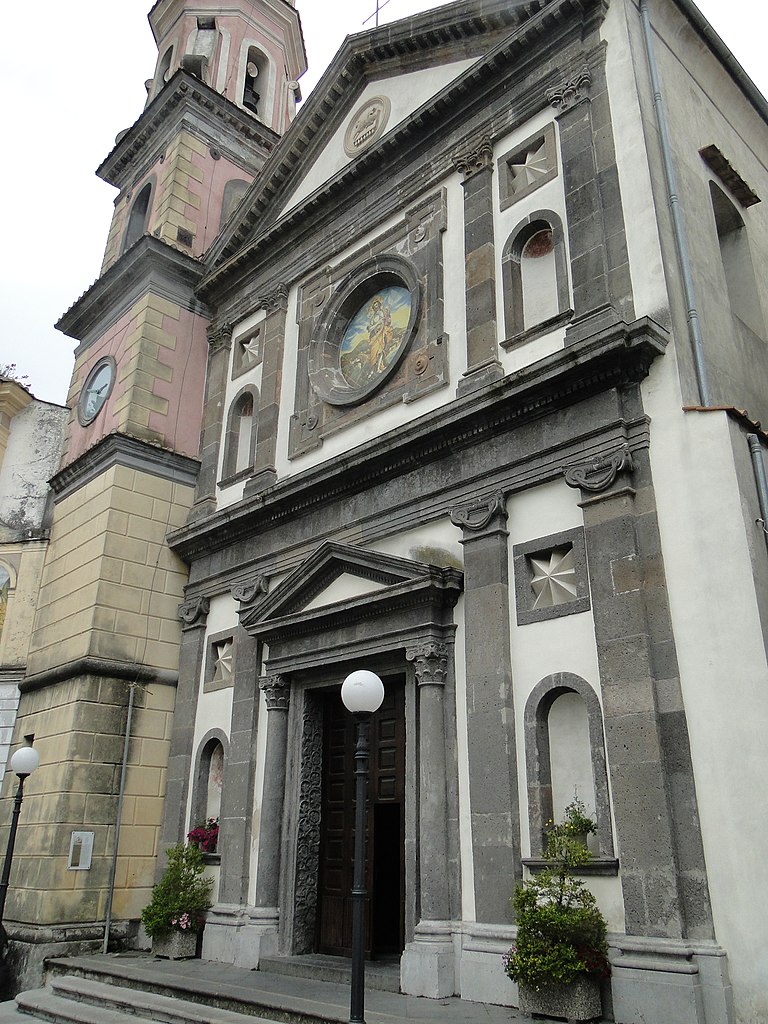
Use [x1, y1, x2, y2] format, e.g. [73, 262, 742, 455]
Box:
[339, 286, 412, 391]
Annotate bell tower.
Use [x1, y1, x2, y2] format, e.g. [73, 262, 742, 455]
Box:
[2, 0, 305, 985]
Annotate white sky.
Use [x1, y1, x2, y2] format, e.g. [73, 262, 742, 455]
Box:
[1, 0, 766, 405]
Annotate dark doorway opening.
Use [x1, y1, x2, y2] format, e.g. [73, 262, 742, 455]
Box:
[316, 676, 405, 959]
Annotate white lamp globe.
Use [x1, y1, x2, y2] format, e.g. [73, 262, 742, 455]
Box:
[10, 747, 39, 777]
[341, 670, 385, 714]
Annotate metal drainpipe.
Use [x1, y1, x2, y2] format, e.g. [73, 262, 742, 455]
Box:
[639, 0, 712, 407]
[748, 435, 768, 558]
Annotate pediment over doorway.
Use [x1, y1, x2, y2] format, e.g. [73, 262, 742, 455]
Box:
[237, 541, 463, 673]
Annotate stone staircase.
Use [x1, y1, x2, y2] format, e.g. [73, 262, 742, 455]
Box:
[2, 953, 525, 1024]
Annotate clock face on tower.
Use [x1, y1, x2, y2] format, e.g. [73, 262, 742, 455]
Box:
[78, 357, 116, 425]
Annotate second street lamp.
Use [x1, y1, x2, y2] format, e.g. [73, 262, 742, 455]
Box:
[340, 670, 385, 1024]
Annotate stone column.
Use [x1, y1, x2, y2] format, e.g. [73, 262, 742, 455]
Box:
[450, 491, 521, 923]
[549, 62, 634, 344]
[453, 136, 502, 395]
[565, 445, 713, 940]
[254, 675, 291, 912]
[190, 323, 232, 519]
[245, 285, 287, 497]
[158, 596, 209, 860]
[401, 642, 455, 999]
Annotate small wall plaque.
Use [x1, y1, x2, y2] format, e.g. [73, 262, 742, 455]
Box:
[68, 831, 94, 870]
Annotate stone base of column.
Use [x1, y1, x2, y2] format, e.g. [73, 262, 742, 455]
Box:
[400, 921, 456, 998]
[610, 936, 733, 1024]
[201, 905, 279, 969]
[456, 359, 504, 397]
[459, 922, 517, 1006]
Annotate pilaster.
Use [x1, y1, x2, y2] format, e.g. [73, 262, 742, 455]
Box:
[245, 286, 288, 497]
[453, 136, 502, 395]
[450, 491, 521, 923]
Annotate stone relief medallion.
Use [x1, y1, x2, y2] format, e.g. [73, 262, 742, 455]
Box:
[308, 257, 421, 407]
[343, 96, 391, 157]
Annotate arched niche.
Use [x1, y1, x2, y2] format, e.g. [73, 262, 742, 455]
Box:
[123, 179, 155, 252]
[221, 385, 259, 482]
[524, 672, 613, 859]
[501, 209, 571, 347]
[190, 729, 229, 832]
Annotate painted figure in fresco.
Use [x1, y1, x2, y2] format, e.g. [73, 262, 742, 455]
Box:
[367, 295, 394, 373]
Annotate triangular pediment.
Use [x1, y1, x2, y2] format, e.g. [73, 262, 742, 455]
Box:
[201, 0, 552, 284]
[242, 541, 443, 629]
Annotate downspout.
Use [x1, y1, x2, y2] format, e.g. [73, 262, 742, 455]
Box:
[639, 0, 712, 406]
[748, 435, 768, 558]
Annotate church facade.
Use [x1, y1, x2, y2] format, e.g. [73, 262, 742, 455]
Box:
[6, 1, 768, 1023]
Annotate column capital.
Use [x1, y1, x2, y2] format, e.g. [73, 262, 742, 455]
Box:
[547, 65, 592, 115]
[406, 642, 449, 686]
[178, 596, 209, 630]
[452, 135, 494, 183]
[259, 674, 290, 711]
[564, 445, 634, 494]
[260, 284, 289, 314]
[450, 490, 507, 536]
[207, 321, 233, 352]
[232, 575, 269, 612]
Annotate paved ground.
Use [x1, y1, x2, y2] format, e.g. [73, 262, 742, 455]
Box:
[0, 951, 544, 1023]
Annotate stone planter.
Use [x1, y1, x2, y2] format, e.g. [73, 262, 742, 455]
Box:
[518, 975, 601, 1022]
[152, 929, 199, 960]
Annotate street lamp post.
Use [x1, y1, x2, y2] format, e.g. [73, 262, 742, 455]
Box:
[0, 746, 40, 927]
[340, 670, 385, 1024]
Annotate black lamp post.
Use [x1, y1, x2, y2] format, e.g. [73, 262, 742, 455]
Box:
[340, 670, 384, 1024]
[0, 746, 40, 928]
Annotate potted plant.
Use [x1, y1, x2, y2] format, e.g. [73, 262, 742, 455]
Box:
[546, 795, 597, 851]
[140, 842, 213, 959]
[187, 816, 219, 854]
[504, 818, 609, 1022]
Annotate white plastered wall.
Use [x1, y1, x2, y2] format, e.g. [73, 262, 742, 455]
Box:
[282, 60, 477, 216]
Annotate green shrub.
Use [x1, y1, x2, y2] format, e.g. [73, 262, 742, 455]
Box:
[140, 843, 213, 939]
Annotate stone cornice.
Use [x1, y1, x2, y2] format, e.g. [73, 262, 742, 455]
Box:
[21, 657, 178, 694]
[50, 432, 200, 502]
[56, 236, 209, 348]
[97, 71, 279, 189]
[169, 316, 668, 563]
[202, 0, 601, 284]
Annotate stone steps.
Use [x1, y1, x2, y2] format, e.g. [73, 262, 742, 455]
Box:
[17, 976, 287, 1024]
[258, 954, 401, 993]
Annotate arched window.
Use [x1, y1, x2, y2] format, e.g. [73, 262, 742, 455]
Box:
[710, 181, 765, 339]
[220, 179, 250, 232]
[222, 386, 259, 481]
[501, 210, 571, 347]
[153, 47, 173, 98]
[242, 46, 268, 117]
[524, 673, 614, 860]
[123, 181, 154, 252]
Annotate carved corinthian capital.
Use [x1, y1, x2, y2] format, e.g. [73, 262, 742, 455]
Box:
[406, 642, 449, 686]
[207, 321, 233, 352]
[547, 66, 592, 113]
[260, 675, 290, 711]
[452, 135, 494, 182]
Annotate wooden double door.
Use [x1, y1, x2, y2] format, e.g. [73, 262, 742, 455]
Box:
[316, 676, 405, 958]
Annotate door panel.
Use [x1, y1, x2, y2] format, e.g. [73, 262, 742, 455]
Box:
[316, 677, 405, 957]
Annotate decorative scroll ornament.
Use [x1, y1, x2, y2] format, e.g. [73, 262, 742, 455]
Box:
[547, 65, 593, 112]
[259, 674, 290, 711]
[452, 135, 494, 182]
[450, 490, 507, 533]
[207, 322, 233, 352]
[178, 596, 210, 628]
[564, 446, 634, 493]
[231, 576, 269, 606]
[406, 642, 449, 686]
